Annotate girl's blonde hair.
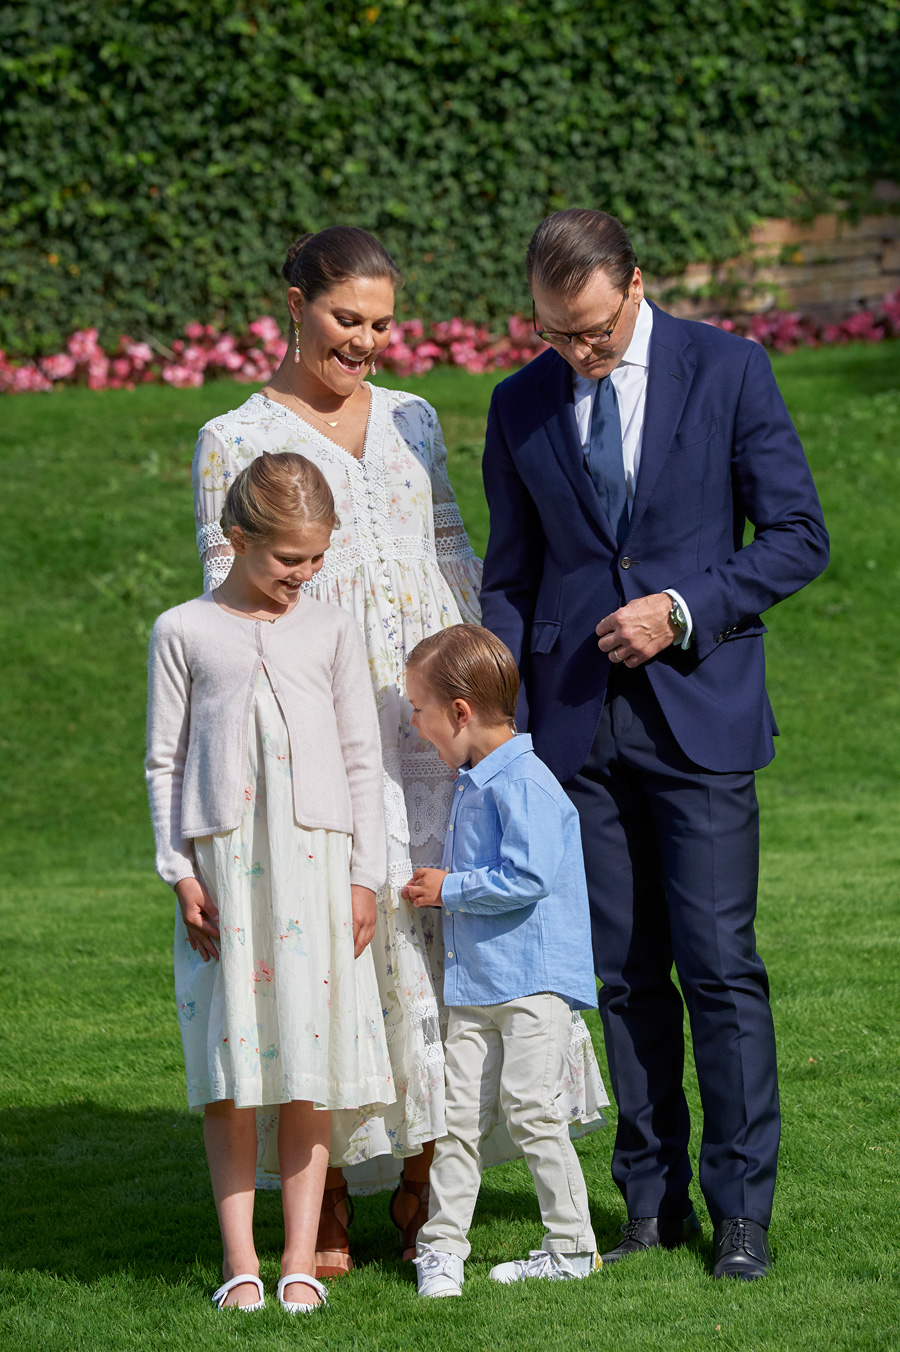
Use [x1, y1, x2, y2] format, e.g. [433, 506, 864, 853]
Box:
[220, 452, 339, 543]
[406, 625, 519, 728]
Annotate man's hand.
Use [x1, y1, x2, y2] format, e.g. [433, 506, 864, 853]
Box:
[401, 867, 447, 908]
[596, 593, 681, 667]
[351, 885, 377, 958]
[174, 877, 220, 962]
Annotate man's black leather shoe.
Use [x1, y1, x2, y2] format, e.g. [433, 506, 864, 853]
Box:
[713, 1218, 772, 1280]
[601, 1209, 702, 1264]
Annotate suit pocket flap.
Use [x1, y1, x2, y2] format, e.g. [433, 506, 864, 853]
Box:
[674, 416, 720, 448]
[530, 620, 561, 654]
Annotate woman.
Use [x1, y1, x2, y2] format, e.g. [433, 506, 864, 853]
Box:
[192, 226, 605, 1277]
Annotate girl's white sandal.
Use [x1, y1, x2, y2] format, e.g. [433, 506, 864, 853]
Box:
[210, 1273, 265, 1311]
[277, 1272, 328, 1314]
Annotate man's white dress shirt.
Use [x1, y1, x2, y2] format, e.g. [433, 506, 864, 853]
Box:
[571, 298, 693, 647]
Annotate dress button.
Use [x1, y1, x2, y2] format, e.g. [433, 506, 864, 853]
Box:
[447, 951, 454, 959]
[620, 556, 632, 569]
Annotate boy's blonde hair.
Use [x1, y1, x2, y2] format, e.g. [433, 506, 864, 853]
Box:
[406, 625, 519, 728]
[221, 452, 339, 544]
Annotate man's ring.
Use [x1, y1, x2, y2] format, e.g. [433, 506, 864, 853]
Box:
[612, 647, 621, 663]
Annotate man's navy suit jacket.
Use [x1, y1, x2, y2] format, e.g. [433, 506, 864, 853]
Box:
[479, 301, 830, 783]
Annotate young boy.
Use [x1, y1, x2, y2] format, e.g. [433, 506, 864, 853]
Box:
[402, 624, 601, 1297]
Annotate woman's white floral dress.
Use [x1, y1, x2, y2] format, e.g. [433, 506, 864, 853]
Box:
[192, 386, 606, 1189]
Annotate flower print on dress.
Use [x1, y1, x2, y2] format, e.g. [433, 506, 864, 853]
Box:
[275, 916, 308, 955]
[251, 960, 275, 994]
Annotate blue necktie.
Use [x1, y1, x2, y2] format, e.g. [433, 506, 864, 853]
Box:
[587, 376, 628, 543]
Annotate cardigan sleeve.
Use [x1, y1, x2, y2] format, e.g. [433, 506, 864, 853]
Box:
[146, 610, 198, 888]
[329, 613, 387, 893]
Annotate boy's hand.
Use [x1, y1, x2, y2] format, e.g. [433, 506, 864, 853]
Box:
[351, 884, 377, 958]
[402, 867, 447, 908]
[174, 877, 220, 962]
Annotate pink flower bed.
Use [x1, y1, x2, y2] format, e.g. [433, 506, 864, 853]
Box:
[2, 289, 898, 393]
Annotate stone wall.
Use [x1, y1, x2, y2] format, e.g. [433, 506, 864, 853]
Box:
[653, 181, 900, 320]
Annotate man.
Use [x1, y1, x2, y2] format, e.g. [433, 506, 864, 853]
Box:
[479, 209, 828, 1280]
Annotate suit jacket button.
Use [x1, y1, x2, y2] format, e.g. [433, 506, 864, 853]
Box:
[620, 556, 632, 569]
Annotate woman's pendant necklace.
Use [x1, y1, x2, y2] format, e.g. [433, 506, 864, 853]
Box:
[288, 380, 349, 428]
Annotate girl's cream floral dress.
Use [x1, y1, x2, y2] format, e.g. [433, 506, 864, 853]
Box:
[178, 666, 395, 1147]
[192, 386, 606, 1189]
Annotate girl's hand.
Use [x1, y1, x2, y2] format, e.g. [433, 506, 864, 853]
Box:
[402, 868, 447, 908]
[351, 885, 376, 958]
[174, 877, 220, 962]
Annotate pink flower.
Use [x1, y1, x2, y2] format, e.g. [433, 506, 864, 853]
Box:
[184, 321, 205, 340]
[162, 362, 204, 388]
[263, 337, 288, 361]
[125, 341, 153, 366]
[247, 315, 282, 343]
[41, 353, 77, 380]
[12, 364, 53, 392]
[87, 354, 110, 389]
[182, 343, 209, 371]
[67, 328, 100, 361]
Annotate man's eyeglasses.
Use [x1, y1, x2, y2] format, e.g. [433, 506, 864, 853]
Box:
[532, 291, 629, 349]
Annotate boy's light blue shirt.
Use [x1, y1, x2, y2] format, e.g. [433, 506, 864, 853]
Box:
[439, 734, 597, 1011]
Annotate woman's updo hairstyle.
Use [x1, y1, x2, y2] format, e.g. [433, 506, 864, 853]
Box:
[221, 452, 339, 545]
[282, 226, 404, 301]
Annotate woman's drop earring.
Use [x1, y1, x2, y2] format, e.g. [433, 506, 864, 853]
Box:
[371, 361, 377, 376]
[294, 321, 302, 363]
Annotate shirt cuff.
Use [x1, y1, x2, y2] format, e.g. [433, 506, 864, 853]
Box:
[440, 872, 466, 912]
[664, 588, 694, 650]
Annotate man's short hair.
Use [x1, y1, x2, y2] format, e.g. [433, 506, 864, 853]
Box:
[526, 208, 637, 298]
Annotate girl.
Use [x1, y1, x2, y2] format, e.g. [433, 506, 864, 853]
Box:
[146, 452, 394, 1312]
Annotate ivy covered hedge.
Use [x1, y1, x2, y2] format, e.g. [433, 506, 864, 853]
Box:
[2, 0, 898, 355]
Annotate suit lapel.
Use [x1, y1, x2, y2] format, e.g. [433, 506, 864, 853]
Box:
[626, 302, 695, 540]
[537, 349, 618, 547]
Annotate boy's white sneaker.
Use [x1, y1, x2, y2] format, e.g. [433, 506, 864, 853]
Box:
[414, 1244, 465, 1297]
[489, 1249, 602, 1284]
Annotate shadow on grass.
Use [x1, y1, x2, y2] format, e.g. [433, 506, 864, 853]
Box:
[0, 1103, 626, 1283]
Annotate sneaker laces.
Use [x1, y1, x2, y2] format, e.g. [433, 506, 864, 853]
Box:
[518, 1250, 576, 1279]
[413, 1245, 456, 1276]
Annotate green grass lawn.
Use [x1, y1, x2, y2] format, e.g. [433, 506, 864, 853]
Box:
[1, 347, 899, 1350]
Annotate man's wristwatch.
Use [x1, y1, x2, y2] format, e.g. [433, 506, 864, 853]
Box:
[668, 598, 687, 635]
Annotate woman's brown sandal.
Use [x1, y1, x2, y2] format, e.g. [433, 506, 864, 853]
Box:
[315, 1183, 354, 1279]
[389, 1176, 430, 1261]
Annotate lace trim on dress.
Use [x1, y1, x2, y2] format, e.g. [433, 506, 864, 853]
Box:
[400, 749, 450, 782]
[197, 521, 227, 554]
[405, 779, 456, 849]
[433, 501, 477, 563]
[305, 535, 439, 587]
[382, 762, 411, 848]
[204, 552, 234, 592]
[432, 502, 466, 529]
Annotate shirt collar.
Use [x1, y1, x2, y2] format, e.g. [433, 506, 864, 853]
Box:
[572, 297, 654, 397]
[457, 733, 534, 787]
